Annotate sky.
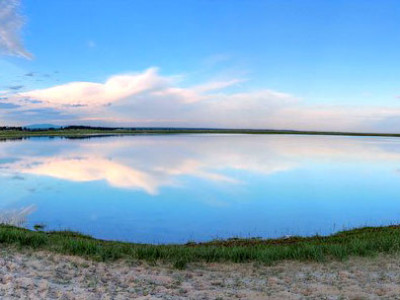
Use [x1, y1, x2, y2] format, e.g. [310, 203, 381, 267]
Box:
[0, 0, 400, 132]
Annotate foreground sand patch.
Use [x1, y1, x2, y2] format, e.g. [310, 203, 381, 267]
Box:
[0, 249, 399, 299]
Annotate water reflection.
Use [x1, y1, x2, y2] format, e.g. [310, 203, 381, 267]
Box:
[0, 134, 400, 243]
[1, 135, 298, 194]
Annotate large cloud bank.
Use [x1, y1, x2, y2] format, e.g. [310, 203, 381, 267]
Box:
[2, 67, 400, 132]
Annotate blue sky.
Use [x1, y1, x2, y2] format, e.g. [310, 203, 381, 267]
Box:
[0, 0, 400, 131]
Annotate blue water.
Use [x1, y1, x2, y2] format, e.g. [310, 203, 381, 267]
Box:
[0, 134, 399, 244]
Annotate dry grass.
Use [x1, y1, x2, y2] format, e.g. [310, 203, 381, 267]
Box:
[0, 248, 399, 299]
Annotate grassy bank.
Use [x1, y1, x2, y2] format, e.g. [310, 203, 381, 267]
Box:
[1, 127, 400, 140]
[1, 225, 400, 269]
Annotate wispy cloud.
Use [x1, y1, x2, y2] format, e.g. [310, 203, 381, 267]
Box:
[8, 84, 23, 90]
[0, 0, 32, 59]
[192, 79, 245, 94]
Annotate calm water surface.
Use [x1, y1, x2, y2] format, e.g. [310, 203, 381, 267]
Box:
[0, 134, 400, 243]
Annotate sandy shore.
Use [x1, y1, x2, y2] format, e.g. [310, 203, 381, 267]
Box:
[0, 248, 400, 299]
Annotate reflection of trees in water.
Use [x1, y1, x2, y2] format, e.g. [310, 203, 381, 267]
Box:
[0, 135, 121, 142]
[0, 205, 36, 227]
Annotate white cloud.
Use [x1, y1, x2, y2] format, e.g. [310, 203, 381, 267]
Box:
[6, 67, 400, 132]
[0, 0, 32, 59]
[192, 79, 244, 93]
[20, 68, 169, 107]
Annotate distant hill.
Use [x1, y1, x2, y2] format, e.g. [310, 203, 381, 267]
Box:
[23, 124, 62, 130]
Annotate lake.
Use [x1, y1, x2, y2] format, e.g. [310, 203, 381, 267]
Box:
[0, 134, 399, 244]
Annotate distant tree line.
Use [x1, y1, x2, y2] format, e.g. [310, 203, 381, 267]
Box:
[0, 126, 24, 131]
[0, 125, 297, 132]
[0, 126, 60, 131]
[0, 125, 210, 131]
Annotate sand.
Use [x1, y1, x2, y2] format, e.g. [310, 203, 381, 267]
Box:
[0, 248, 399, 299]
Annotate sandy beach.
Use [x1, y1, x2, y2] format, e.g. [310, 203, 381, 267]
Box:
[0, 248, 399, 299]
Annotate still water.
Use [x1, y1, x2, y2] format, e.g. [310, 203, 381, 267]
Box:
[0, 134, 400, 244]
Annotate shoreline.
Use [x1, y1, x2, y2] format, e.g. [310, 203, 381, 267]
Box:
[1, 224, 400, 269]
[1, 225, 400, 298]
[1, 128, 400, 140]
[1, 224, 399, 298]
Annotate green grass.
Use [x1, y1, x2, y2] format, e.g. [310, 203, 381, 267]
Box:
[1, 224, 400, 268]
[1, 128, 400, 140]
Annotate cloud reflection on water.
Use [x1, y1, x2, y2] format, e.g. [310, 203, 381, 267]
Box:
[0, 135, 400, 195]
